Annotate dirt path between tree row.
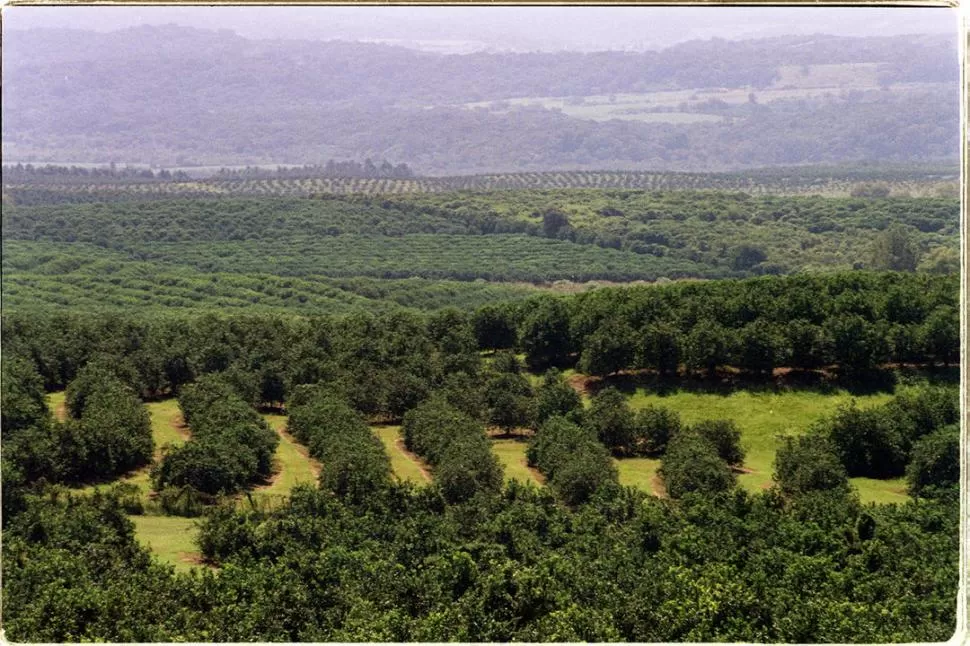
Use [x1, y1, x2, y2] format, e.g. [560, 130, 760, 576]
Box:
[253, 419, 322, 492]
[394, 438, 432, 483]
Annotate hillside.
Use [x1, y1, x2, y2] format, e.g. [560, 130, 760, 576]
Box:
[2, 189, 958, 314]
[2, 27, 958, 172]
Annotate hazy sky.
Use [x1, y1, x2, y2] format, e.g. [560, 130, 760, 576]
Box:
[3, 6, 960, 52]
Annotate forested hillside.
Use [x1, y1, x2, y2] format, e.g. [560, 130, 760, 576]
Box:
[3, 27, 957, 171]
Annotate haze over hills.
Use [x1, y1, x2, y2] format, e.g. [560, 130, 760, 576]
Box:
[4, 5, 958, 52]
[2, 22, 959, 174]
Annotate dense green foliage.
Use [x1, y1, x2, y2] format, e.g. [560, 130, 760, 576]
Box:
[3, 190, 956, 317]
[905, 426, 960, 499]
[151, 376, 278, 496]
[402, 398, 504, 503]
[518, 272, 958, 375]
[1, 356, 51, 437]
[774, 434, 849, 496]
[660, 429, 737, 498]
[3, 360, 153, 489]
[287, 389, 391, 504]
[1, 272, 957, 415]
[532, 368, 584, 427]
[0, 273, 961, 641]
[527, 416, 618, 505]
[3, 480, 959, 642]
[810, 386, 959, 479]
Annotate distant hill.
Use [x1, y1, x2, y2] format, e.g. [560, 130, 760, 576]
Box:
[2, 26, 959, 173]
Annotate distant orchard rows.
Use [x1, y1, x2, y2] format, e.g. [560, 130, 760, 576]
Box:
[3, 167, 958, 203]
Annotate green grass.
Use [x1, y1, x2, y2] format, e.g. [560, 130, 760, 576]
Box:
[615, 457, 663, 497]
[372, 425, 430, 485]
[147, 399, 188, 452]
[129, 515, 202, 572]
[255, 413, 319, 496]
[850, 477, 910, 505]
[626, 387, 895, 495]
[491, 437, 543, 485]
[46, 390, 67, 421]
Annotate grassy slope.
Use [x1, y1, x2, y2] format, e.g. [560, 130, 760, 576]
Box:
[626, 388, 895, 501]
[372, 425, 431, 485]
[615, 457, 664, 497]
[129, 515, 201, 573]
[491, 437, 543, 485]
[255, 413, 320, 497]
[46, 390, 66, 422]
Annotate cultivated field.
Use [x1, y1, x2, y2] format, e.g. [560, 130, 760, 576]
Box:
[5, 167, 958, 200]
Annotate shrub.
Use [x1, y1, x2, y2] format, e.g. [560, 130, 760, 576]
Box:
[691, 419, 745, 466]
[660, 430, 736, 498]
[906, 425, 959, 498]
[774, 433, 848, 496]
[632, 405, 682, 456]
[585, 387, 636, 456]
[818, 403, 908, 478]
[532, 368, 583, 427]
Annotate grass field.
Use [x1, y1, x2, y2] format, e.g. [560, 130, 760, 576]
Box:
[255, 413, 320, 497]
[615, 457, 664, 497]
[625, 386, 896, 497]
[491, 437, 543, 485]
[46, 390, 67, 422]
[129, 515, 202, 573]
[848, 477, 910, 505]
[372, 425, 431, 485]
[148, 399, 189, 453]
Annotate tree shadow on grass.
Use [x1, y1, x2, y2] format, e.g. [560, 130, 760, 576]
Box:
[587, 365, 956, 399]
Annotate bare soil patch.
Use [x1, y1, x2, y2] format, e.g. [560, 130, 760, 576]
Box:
[172, 414, 191, 441]
[566, 373, 596, 396]
[178, 551, 216, 569]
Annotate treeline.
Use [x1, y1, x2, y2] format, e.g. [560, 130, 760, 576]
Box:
[287, 388, 390, 505]
[2, 163, 191, 182]
[1, 357, 153, 505]
[4, 168, 959, 205]
[150, 376, 278, 509]
[212, 159, 414, 180]
[1, 272, 958, 414]
[512, 272, 958, 375]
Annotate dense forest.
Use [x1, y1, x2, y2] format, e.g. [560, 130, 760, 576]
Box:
[3, 27, 958, 171]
